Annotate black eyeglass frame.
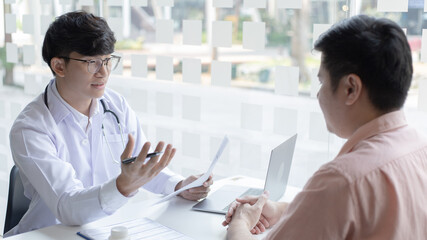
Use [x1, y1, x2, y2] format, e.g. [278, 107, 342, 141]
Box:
[59, 55, 121, 74]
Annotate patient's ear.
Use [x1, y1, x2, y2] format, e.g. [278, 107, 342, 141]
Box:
[50, 57, 66, 77]
[343, 74, 362, 105]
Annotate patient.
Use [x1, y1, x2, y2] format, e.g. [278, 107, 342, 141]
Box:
[222, 15, 427, 239]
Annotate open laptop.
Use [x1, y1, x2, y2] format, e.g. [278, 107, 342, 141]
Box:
[192, 134, 297, 214]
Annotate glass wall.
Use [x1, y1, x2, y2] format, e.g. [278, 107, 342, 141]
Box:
[1, 0, 427, 233]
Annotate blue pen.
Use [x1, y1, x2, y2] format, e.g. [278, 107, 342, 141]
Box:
[122, 151, 163, 164]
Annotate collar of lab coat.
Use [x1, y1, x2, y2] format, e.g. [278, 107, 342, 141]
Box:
[46, 79, 105, 125]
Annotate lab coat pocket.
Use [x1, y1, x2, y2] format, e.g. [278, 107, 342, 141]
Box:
[102, 133, 128, 162]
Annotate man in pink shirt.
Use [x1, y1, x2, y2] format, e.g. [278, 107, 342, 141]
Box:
[223, 15, 427, 239]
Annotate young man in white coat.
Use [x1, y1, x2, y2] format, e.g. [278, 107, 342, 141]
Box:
[7, 11, 212, 236]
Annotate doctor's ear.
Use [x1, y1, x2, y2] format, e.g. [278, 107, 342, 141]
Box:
[50, 57, 66, 77]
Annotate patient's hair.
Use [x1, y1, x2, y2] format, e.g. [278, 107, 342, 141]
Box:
[314, 15, 412, 112]
[42, 11, 116, 75]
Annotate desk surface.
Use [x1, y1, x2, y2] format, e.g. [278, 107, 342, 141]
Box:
[6, 176, 300, 240]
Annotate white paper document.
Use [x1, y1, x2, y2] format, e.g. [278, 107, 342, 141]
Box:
[154, 136, 229, 204]
[77, 217, 193, 240]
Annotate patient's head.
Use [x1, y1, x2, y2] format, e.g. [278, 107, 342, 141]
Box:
[314, 15, 412, 112]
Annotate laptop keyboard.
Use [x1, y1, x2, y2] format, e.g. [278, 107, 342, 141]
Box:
[222, 188, 263, 212]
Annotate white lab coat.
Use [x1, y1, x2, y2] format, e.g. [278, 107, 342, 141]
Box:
[6, 79, 183, 236]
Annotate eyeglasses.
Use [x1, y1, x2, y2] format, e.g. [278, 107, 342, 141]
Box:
[59, 55, 121, 74]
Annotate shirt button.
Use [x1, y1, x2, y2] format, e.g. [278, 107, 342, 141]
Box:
[82, 139, 89, 145]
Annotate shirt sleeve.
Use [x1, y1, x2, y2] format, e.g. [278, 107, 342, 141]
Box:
[265, 166, 357, 240]
[11, 127, 127, 226]
[99, 177, 130, 214]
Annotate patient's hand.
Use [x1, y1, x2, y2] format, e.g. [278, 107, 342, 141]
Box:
[176, 174, 213, 201]
[222, 192, 286, 234]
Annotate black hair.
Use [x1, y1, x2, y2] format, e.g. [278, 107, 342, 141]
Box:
[314, 15, 413, 112]
[42, 11, 116, 75]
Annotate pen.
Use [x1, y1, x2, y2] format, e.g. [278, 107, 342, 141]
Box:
[121, 151, 163, 164]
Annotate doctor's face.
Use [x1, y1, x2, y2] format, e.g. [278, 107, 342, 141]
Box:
[60, 52, 112, 101]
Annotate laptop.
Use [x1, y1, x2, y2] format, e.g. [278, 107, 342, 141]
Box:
[192, 134, 297, 214]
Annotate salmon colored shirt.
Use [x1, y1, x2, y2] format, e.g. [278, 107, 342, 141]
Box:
[266, 111, 427, 239]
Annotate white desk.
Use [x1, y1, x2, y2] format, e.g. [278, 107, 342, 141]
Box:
[6, 176, 300, 240]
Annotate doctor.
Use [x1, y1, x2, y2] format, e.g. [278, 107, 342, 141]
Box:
[7, 11, 212, 237]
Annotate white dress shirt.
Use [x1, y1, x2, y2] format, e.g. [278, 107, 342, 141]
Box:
[6, 79, 183, 236]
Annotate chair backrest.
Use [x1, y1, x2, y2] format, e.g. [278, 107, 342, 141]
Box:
[4, 166, 31, 234]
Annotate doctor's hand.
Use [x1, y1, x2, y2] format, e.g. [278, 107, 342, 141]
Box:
[223, 192, 284, 235]
[116, 134, 176, 197]
[175, 173, 213, 201]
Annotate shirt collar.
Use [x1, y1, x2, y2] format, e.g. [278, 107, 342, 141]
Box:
[336, 110, 408, 157]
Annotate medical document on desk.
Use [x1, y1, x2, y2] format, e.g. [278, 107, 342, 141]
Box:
[77, 217, 193, 240]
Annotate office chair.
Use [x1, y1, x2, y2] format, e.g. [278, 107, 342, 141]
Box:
[4, 166, 31, 234]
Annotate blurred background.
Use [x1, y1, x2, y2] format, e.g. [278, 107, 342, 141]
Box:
[1, 0, 427, 234]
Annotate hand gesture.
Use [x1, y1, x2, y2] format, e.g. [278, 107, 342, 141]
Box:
[116, 134, 176, 196]
[176, 174, 213, 201]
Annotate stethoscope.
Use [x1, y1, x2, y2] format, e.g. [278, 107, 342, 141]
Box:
[43, 84, 125, 164]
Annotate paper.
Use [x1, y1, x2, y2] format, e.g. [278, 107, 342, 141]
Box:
[277, 0, 302, 9]
[183, 20, 202, 45]
[212, 21, 232, 47]
[243, 22, 265, 50]
[77, 217, 193, 240]
[156, 19, 174, 44]
[155, 136, 229, 204]
[156, 56, 174, 81]
[377, 0, 408, 12]
[182, 58, 201, 84]
[243, 0, 266, 8]
[275, 66, 299, 96]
